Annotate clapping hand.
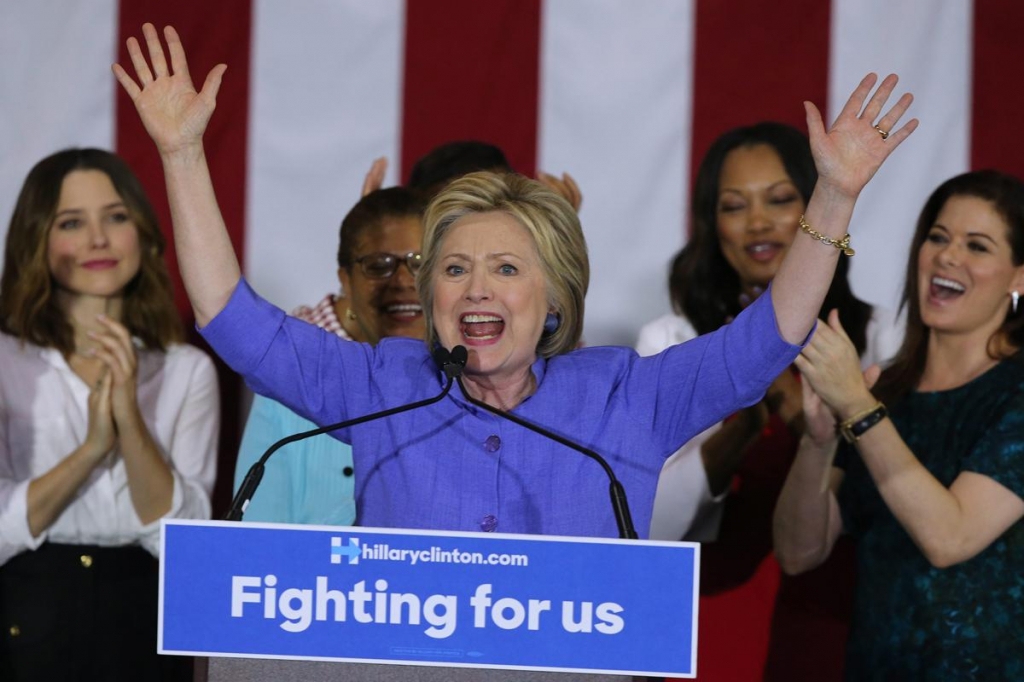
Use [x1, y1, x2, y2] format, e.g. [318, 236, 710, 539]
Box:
[88, 316, 143, 431]
[795, 309, 882, 428]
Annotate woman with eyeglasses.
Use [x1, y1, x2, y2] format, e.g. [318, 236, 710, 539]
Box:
[234, 187, 426, 525]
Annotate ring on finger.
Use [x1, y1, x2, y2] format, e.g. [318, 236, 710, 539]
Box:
[874, 124, 890, 140]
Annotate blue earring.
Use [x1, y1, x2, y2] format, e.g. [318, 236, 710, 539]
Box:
[543, 312, 560, 334]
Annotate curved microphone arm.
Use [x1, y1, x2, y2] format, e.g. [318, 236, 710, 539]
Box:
[454, 372, 639, 540]
[225, 347, 461, 521]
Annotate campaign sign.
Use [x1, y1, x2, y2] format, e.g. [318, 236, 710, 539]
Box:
[159, 520, 699, 677]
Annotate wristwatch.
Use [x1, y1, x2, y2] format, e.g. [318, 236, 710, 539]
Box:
[837, 402, 888, 443]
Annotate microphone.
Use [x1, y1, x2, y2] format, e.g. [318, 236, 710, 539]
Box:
[225, 346, 462, 521]
[452, 346, 638, 540]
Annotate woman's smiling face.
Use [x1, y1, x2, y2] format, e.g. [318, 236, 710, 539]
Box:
[918, 194, 1024, 338]
[715, 143, 805, 291]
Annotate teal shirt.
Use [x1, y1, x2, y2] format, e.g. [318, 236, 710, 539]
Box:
[838, 355, 1024, 680]
[235, 393, 356, 526]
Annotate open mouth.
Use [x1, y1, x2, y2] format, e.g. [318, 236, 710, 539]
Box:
[929, 275, 966, 301]
[745, 242, 783, 263]
[460, 313, 505, 340]
[383, 302, 423, 319]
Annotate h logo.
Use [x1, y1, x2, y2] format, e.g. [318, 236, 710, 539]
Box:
[331, 537, 361, 565]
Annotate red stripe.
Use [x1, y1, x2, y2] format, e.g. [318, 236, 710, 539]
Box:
[115, 0, 253, 516]
[115, 0, 252, 319]
[400, 0, 542, 180]
[690, 0, 831, 190]
[683, 3, 832, 680]
[971, 0, 1024, 177]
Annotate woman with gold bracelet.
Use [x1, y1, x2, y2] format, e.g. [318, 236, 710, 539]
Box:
[774, 169, 1024, 679]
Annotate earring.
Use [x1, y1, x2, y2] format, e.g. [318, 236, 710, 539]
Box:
[1013, 290, 1020, 315]
[346, 308, 358, 322]
[543, 312, 560, 335]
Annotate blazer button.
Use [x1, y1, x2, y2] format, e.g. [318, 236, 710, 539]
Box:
[9, 625, 20, 637]
[80, 555, 93, 568]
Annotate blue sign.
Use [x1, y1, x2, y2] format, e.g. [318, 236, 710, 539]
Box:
[159, 520, 698, 677]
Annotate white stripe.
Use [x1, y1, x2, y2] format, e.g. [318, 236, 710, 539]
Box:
[0, 0, 118, 236]
[829, 0, 973, 311]
[245, 0, 405, 311]
[538, 0, 696, 346]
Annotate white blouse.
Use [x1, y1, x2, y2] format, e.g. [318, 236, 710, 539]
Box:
[0, 333, 219, 566]
[636, 306, 904, 541]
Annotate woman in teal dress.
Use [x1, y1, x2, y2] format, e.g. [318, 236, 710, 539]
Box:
[774, 169, 1024, 680]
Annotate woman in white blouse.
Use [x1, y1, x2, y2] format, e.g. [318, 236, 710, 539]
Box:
[0, 148, 219, 681]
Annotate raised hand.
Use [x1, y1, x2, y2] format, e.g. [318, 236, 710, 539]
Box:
[805, 73, 918, 199]
[361, 157, 389, 197]
[537, 171, 583, 211]
[794, 309, 879, 419]
[112, 23, 227, 156]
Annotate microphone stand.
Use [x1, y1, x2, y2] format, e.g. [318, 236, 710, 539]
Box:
[225, 348, 463, 521]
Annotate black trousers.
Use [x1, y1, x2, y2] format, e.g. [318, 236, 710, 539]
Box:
[0, 543, 192, 682]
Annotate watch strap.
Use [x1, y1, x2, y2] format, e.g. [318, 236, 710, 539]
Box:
[837, 402, 888, 443]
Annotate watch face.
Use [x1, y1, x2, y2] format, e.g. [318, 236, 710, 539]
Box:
[842, 404, 887, 442]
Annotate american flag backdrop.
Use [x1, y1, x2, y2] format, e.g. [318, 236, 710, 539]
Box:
[5, 0, 1023, 347]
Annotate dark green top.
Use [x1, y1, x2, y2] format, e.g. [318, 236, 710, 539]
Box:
[837, 355, 1024, 680]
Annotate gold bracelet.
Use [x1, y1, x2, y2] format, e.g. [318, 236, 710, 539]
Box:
[798, 215, 854, 256]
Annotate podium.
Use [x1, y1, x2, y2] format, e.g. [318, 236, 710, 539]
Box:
[202, 657, 628, 680]
[161, 520, 698, 678]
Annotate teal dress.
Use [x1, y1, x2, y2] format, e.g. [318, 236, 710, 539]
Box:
[837, 355, 1024, 680]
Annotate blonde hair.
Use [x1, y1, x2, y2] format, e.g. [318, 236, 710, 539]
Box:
[417, 172, 588, 358]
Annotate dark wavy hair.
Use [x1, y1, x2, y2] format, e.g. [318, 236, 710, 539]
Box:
[0, 148, 182, 354]
[668, 122, 872, 354]
[874, 170, 1024, 403]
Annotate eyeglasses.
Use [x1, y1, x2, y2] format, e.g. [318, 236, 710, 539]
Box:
[352, 252, 424, 279]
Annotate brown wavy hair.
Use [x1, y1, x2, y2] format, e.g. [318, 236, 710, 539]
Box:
[0, 148, 183, 354]
[874, 170, 1024, 403]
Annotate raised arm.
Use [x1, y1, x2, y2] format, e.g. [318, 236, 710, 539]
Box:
[771, 74, 917, 344]
[112, 24, 236, 326]
[793, 310, 1024, 568]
